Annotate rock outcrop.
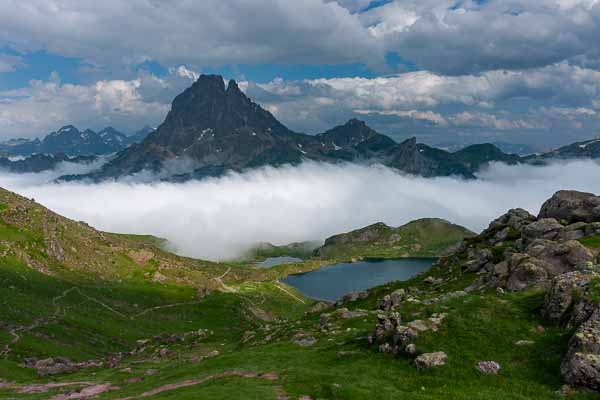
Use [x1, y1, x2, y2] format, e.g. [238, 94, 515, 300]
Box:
[539, 190, 600, 224]
[543, 271, 600, 391]
[458, 191, 600, 293]
[454, 190, 600, 391]
[414, 352, 447, 370]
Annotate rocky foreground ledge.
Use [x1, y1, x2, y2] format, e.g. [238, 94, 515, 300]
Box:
[368, 190, 600, 392]
[460, 190, 600, 391]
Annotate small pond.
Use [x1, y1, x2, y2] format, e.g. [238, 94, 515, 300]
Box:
[281, 258, 435, 302]
[256, 256, 303, 268]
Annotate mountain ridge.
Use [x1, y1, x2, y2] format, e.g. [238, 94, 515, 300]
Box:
[64, 75, 524, 182]
[3, 75, 600, 180]
[0, 125, 154, 157]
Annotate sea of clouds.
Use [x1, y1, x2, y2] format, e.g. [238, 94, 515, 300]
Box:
[0, 160, 599, 261]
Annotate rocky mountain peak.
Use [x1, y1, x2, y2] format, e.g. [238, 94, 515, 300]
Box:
[318, 118, 380, 148]
[345, 118, 367, 127]
[57, 125, 77, 133]
[226, 79, 243, 96]
[399, 137, 418, 147]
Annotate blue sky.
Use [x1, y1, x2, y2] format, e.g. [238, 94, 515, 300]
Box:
[0, 0, 599, 149]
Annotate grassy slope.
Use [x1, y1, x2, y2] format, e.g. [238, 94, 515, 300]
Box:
[315, 218, 475, 260]
[4, 247, 596, 400]
[1, 188, 599, 399]
[241, 241, 322, 262]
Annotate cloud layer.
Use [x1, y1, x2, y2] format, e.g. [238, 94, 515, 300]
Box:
[1, 160, 600, 261]
[1, 1, 600, 146]
[1, 1, 598, 74]
[3, 62, 600, 148]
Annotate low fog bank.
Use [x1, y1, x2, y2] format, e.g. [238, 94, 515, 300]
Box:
[0, 160, 599, 261]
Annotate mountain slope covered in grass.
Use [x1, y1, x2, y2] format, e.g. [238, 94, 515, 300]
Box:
[1, 189, 600, 399]
[314, 219, 475, 260]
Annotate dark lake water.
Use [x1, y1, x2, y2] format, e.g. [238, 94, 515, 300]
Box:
[281, 258, 435, 302]
[256, 256, 303, 268]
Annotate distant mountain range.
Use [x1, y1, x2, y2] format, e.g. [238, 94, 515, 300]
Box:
[2, 74, 600, 180]
[0, 153, 98, 174]
[0, 126, 154, 157]
[56, 75, 530, 182]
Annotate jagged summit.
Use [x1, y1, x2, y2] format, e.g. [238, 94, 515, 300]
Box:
[60, 75, 521, 182]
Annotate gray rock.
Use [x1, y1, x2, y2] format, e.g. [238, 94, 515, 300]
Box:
[527, 239, 595, 274]
[319, 313, 331, 328]
[291, 331, 317, 347]
[486, 208, 536, 232]
[539, 190, 600, 224]
[522, 218, 564, 242]
[405, 343, 416, 356]
[515, 340, 535, 346]
[33, 357, 79, 377]
[464, 248, 492, 272]
[476, 361, 501, 374]
[543, 270, 598, 327]
[336, 291, 368, 306]
[338, 309, 368, 319]
[561, 310, 600, 390]
[505, 254, 552, 291]
[414, 352, 447, 370]
[378, 289, 406, 310]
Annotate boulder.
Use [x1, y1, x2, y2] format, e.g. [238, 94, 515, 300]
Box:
[486, 208, 536, 232]
[476, 361, 501, 374]
[539, 190, 600, 224]
[543, 270, 598, 327]
[504, 254, 552, 291]
[393, 325, 419, 346]
[515, 340, 535, 346]
[32, 357, 79, 376]
[378, 289, 406, 310]
[291, 331, 317, 347]
[337, 308, 368, 319]
[414, 352, 447, 370]
[558, 222, 589, 241]
[370, 313, 402, 344]
[526, 239, 595, 274]
[497, 241, 595, 292]
[464, 248, 492, 272]
[335, 291, 368, 306]
[561, 309, 600, 390]
[521, 218, 564, 242]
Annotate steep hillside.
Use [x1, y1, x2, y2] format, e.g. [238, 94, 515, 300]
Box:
[314, 219, 475, 260]
[0, 186, 314, 386]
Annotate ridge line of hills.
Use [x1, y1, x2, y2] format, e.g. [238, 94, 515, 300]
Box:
[0, 126, 154, 157]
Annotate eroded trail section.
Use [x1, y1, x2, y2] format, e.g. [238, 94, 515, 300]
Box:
[115, 370, 282, 400]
